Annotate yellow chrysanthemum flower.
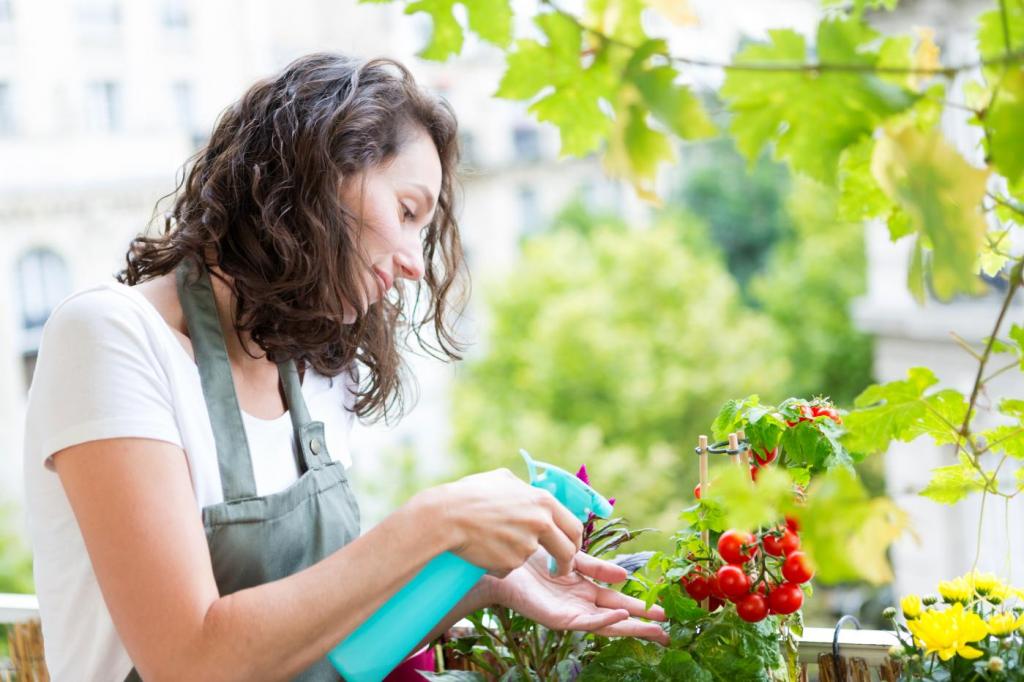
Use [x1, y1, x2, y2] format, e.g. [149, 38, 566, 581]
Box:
[907, 603, 989, 661]
[901, 594, 923, 619]
[967, 571, 1010, 601]
[938, 576, 973, 604]
[988, 612, 1024, 637]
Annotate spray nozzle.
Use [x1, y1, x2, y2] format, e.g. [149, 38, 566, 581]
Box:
[519, 449, 615, 523]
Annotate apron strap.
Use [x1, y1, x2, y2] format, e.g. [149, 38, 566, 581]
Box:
[278, 359, 333, 472]
[176, 258, 258, 501]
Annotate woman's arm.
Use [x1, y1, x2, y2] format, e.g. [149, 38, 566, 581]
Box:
[55, 437, 453, 681]
[55, 437, 584, 682]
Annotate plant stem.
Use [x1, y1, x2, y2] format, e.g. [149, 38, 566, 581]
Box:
[971, 487, 989, 575]
[540, 0, 1024, 77]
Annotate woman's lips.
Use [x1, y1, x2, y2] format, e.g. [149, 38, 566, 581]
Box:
[372, 267, 393, 298]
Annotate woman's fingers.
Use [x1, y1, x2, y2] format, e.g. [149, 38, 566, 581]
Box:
[537, 524, 578, 577]
[594, 618, 670, 646]
[542, 490, 585, 551]
[569, 607, 630, 632]
[573, 551, 629, 584]
[595, 586, 667, 622]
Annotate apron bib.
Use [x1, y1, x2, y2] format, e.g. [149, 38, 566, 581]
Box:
[125, 258, 361, 681]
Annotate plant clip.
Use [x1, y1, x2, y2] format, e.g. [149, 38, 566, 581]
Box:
[694, 438, 751, 456]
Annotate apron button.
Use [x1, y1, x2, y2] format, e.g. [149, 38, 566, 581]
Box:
[309, 438, 322, 454]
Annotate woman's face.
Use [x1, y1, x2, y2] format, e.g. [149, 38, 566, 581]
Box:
[339, 126, 443, 323]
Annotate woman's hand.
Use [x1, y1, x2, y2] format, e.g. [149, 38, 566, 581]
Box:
[432, 469, 584, 578]
[488, 549, 670, 645]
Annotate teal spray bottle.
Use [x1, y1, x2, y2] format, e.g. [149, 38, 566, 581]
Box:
[326, 449, 615, 681]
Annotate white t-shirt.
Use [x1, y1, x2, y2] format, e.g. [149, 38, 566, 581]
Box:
[22, 280, 359, 682]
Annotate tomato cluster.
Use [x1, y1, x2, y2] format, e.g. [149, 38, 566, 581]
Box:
[785, 400, 842, 427]
[681, 518, 813, 623]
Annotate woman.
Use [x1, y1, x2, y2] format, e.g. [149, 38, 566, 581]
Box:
[22, 53, 667, 681]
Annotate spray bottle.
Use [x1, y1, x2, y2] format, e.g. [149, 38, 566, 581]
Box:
[327, 449, 615, 681]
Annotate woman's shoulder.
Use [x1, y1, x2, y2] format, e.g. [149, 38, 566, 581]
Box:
[41, 278, 182, 360]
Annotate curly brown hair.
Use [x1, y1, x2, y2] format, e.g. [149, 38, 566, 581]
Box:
[117, 53, 467, 422]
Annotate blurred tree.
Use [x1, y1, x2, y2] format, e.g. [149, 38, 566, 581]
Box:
[674, 140, 794, 297]
[750, 176, 874, 408]
[0, 503, 33, 594]
[451, 217, 791, 539]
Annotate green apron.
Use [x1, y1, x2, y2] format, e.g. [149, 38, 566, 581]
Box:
[124, 258, 361, 681]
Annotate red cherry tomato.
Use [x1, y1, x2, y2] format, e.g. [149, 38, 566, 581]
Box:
[762, 528, 786, 557]
[717, 530, 756, 565]
[708, 574, 727, 600]
[715, 565, 751, 599]
[684, 573, 712, 601]
[707, 596, 725, 611]
[799, 404, 815, 421]
[780, 528, 801, 555]
[750, 465, 760, 482]
[782, 552, 814, 584]
[736, 593, 769, 622]
[694, 483, 702, 500]
[785, 515, 800, 533]
[768, 583, 804, 615]
[753, 446, 777, 466]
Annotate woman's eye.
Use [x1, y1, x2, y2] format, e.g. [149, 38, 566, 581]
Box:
[401, 204, 415, 222]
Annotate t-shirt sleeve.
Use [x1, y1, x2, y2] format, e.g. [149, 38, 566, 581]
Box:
[27, 287, 184, 471]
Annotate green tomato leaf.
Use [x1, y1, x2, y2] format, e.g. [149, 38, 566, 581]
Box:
[404, 0, 464, 60]
[690, 610, 783, 679]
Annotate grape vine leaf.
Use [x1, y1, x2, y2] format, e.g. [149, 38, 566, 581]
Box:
[386, 0, 513, 61]
[496, 12, 617, 156]
[721, 17, 916, 185]
[843, 367, 968, 455]
[871, 124, 990, 300]
[985, 68, 1024, 186]
[919, 457, 988, 504]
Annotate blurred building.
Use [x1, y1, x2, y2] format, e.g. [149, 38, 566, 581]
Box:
[855, 0, 1024, 596]
[0, 0, 633, 520]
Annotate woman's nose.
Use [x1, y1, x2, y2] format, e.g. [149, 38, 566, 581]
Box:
[394, 241, 425, 282]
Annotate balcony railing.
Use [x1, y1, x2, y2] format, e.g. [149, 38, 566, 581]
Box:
[0, 593, 900, 681]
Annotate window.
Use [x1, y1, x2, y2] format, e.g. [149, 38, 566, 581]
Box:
[84, 81, 122, 132]
[171, 81, 192, 129]
[512, 126, 541, 164]
[75, 0, 120, 28]
[161, 0, 189, 30]
[15, 249, 71, 388]
[0, 82, 14, 135]
[518, 184, 542, 237]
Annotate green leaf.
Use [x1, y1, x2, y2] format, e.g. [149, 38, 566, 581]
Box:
[871, 124, 990, 300]
[721, 18, 916, 185]
[463, 0, 512, 47]
[981, 424, 1024, 459]
[578, 639, 664, 681]
[844, 367, 965, 454]
[495, 13, 616, 156]
[704, 465, 792, 531]
[404, 0, 464, 60]
[658, 650, 712, 681]
[986, 68, 1024, 186]
[919, 461, 986, 504]
[604, 98, 678, 201]
[977, 3, 1024, 60]
[626, 45, 716, 140]
[797, 468, 907, 584]
[660, 583, 706, 623]
[710, 396, 759, 441]
[690, 610, 783, 679]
